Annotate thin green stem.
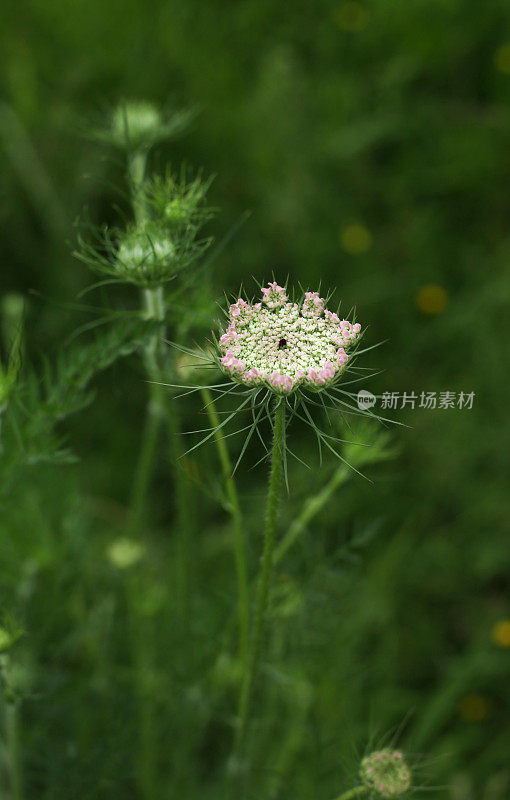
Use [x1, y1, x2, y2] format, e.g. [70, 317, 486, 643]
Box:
[127, 287, 165, 537]
[116, 262, 165, 800]
[234, 400, 286, 760]
[126, 146, 164, 539]
[332, 788, 366, 800]
[142, 284, 194, 612]
[5, 699, 23, 800]
[125, 148, 193, 795]
[274, 464, 350, 565]
[165, 394, 193, 618]
[129, 149, 149, 225]
[143, 297, 193, 619]
[200, 386, 249, 675]
[127, 287, 165, 800]
[126, 390, 163, 538]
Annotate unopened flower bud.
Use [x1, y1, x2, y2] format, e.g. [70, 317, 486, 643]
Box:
[116, 227, 176, 287]
[111, 102, 162, 149]
[360, 749, 411, 798]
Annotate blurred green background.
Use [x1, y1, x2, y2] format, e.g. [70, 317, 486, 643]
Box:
[1, 0, 509, 798]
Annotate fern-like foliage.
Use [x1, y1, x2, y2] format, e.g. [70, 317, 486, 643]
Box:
[1, 317, 158, 478]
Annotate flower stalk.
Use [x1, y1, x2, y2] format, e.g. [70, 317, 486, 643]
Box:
[125, 156, 165, 800]
[125, 151, 194, 611]
[234, 400, 286, 757]
[126, 289, 165, 800]
[127, 287, 165, 539]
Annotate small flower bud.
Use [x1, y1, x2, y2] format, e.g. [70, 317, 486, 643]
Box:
[360, 749, 411, 798]
[115, 227, 176, 287]
[118, 230, 174, 267]
[144, 170, 213, 230]
[97, 101, 194, 151]
[111, 101, 162, 149]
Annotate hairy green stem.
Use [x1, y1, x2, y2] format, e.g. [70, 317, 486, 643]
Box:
[234, 400, 286, 759]
[5, 700, 23, 800]
[332, 788, 366, 800]
[200, 386, 249, 675]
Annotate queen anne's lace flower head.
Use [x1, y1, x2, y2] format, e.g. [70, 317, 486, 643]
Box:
[360, 750, 412, 798]
[218, 283, 361, 394]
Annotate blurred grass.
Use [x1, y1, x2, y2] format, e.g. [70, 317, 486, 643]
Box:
[1, 0, 509, 798]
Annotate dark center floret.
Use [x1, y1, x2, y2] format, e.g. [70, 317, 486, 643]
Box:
[278, 338, 287, 350]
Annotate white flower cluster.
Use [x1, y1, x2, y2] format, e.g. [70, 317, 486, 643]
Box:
[219, 283, 361, 393]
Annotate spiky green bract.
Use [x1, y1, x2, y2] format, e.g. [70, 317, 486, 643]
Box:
[145, 169, 214, 230]
[75, 170, 213, 289]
